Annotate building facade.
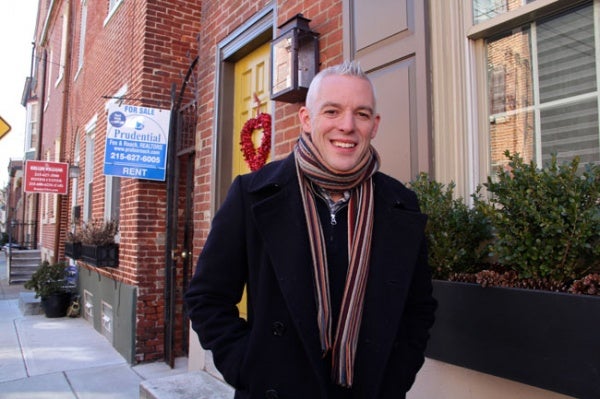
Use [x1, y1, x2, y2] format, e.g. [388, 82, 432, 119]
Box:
[18, 0, 595, 397]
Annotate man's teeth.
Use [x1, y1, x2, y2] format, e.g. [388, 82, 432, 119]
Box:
[333, 141, 355, 148]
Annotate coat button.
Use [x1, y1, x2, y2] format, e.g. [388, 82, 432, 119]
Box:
[272, 321, 286, 336]
[265, 389, 279, 399]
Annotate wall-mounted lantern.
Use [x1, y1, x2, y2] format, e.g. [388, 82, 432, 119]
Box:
[270, 14, 319, 103]
[69, 164, 81, 179]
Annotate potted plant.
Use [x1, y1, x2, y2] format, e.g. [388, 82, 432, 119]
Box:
[410, 153, 600, 399]
[24, 261, 72, 318]
[80, 219, 119, 267]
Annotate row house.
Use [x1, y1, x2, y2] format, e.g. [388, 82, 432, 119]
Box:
[24, 0, 201, 365]
[18, 0, 596, 398]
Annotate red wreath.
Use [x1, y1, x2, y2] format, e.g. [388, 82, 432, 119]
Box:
[240, 112, 272, 171]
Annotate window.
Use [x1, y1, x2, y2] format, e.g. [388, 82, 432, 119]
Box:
[45, 50, 52, 110]
[484, 1, 599, 169]
[105, 0, 123, 25]
[26, 102, 38, 153]
[104, 87, 125, 227]
[77, 0, 88, 76]
[84, 116, 97, 221]
[57, 7, 68, 84]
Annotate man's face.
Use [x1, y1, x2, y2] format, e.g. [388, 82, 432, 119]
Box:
[299, 75, 380, 173]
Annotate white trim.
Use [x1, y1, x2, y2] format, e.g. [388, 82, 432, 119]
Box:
[104, 0, 124, 27]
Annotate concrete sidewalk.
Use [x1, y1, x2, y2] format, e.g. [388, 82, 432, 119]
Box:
[0, 250, 232, 399]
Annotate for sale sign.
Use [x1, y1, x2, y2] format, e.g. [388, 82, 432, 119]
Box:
[24, 160, 69, 194]
[103, 103, 171, 181]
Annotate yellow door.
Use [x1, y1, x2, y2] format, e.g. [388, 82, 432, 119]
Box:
[232, 43, 271, 318]
[233, 43, 272, 177]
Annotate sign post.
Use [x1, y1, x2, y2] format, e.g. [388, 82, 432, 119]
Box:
[104, 103, 171, 181]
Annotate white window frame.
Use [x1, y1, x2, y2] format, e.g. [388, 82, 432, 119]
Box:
[56, 6, 68, 85]
[466, 0, 599, 182]
[75, 0, 88, 80]
[104, 0, 124, 26]
[84, 115, 97, 222]
[103, 86, 126, 235]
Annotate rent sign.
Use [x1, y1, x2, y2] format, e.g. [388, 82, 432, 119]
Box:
[103, 103, 171, 181]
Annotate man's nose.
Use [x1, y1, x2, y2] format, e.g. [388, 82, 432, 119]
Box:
[338, 111, 355, 132]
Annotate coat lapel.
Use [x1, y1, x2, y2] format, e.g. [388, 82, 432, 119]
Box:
[355, 183, 428, 396]
[248, 155, 329, 385]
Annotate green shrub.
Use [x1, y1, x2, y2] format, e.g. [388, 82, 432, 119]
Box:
[474, 151, 600, 283]
[24, 261, 68, 298]
[410, 173, 493, 279]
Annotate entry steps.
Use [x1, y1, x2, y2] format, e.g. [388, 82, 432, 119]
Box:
[7, 249, 41, 284]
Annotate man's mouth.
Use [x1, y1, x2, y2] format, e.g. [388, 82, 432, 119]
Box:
[332, 140, 356, 149]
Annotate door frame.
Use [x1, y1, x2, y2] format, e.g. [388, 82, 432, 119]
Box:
[211, 5, 275, 214]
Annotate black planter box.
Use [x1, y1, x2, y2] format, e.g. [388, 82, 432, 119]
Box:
[81, 244, 119, 267]
[64, 242, 82, 259]
[426, 280, 600, 399]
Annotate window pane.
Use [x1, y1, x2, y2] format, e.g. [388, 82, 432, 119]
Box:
[474, 0, 507, 24]
[473, 0, 538, 24]
[486, 2, 599, 169]
[541, 100, 599, 165]
[487, 28, 536, 168]
[537, 4, 595, 103]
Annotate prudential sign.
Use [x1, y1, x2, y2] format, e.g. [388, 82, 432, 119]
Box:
[104, 103, 171, 181]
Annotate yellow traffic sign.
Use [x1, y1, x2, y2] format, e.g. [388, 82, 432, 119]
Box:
[0, 116, 11, 140]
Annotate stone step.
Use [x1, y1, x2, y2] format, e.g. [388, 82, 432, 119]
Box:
[140, 371, 234, 399]
[18, 291, 43, 315]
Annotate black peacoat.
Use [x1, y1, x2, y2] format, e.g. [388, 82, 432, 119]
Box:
[184, 153, 437, 399]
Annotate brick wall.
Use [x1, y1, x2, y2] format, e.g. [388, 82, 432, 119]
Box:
[63, 0, 201, 362]
[193, 0, 343, 258]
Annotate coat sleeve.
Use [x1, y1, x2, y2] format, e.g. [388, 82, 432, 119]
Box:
[184, 176, 250, 388]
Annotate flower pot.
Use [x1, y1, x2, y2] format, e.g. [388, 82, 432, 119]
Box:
[426, 280, 600, 399]
[41, 292, 71, 318]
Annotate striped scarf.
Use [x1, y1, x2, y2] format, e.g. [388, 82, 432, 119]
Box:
[294, 132, 380, 387]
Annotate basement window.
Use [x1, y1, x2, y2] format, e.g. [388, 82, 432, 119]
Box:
[101, 301, 114, 343]
[83, 290, 93, 322]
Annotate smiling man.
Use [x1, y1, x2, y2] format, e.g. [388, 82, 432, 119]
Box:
[185, 60, 437, 399]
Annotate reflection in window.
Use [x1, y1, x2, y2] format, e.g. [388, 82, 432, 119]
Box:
[486, 2, 599, 170]
[473, 0, 539, 24]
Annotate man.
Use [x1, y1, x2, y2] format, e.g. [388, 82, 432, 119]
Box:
[185, 60, 436, 398]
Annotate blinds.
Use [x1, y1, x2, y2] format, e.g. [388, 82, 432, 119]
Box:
[537, 2, 599, 164]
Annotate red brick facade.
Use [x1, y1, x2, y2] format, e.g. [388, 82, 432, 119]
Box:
[28, 0, 343, 364]
[29, 0, 201, 363]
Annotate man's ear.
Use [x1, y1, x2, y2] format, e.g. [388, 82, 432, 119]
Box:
[371, 113, 381, 139]
[298, 106, 312, 132]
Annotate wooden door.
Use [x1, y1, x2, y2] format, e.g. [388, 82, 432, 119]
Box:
[232, 42, 272, 178]
[232, 42, 271, 318]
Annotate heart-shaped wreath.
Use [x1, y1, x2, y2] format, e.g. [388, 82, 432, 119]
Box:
[240, 112, 272, 171]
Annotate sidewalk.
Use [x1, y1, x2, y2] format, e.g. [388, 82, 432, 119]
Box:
[0, 250, 202, 399]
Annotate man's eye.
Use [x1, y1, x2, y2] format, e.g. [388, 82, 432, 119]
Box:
[357, 112, 371, 119]
[324, 109, 338, 116]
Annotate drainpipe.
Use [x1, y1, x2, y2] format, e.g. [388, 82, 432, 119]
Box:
[53, 1, 73, 262]
[32, 49, 47, 250]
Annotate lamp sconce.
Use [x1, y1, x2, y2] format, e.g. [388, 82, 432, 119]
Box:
[69, 164, 81, 179]
[270, 13, 320, 103]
